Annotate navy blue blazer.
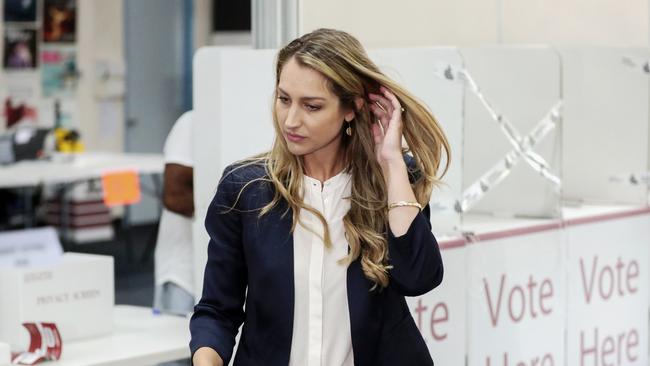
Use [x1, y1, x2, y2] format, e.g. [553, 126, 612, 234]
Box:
[190, 159, 443, 365]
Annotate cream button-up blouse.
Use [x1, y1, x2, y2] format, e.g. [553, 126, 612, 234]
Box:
[289, 170, 355, 366]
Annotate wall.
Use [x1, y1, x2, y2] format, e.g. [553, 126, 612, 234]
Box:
[500, 0, 648, 46]
[78, 0, 125, 152]
[299, 0, 499, 47]
[299, 0, 649, 47]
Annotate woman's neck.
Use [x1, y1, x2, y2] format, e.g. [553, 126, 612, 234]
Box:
[302, 149, 347, 184]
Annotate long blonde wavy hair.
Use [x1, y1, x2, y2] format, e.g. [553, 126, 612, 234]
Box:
[231, 28, 450, 289]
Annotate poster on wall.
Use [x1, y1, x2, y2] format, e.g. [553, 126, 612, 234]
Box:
[41, 47, 78, 97]
[43, 0, 76, 43]
[3, 0, 38, 22]
[3, 28, 38, 70]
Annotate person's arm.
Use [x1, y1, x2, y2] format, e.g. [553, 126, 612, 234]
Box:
[189, 165, 247, 364]
[193, 346, 224, 366]
[368, 87, 423, 236]
[383, 159, 419, 236]
[369, 87, 443, 296]
[162, 163, 194, 217]
[382, 158, 443, 296]
[386, 201, 442, 296]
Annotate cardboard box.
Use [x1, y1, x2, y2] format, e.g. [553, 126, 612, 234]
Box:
[0, 253, 114, 350]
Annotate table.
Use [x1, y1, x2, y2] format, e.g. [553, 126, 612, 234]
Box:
[0, 152, 164, 257]
[0, 152, 164, 189]
[50, 305, 190, 366]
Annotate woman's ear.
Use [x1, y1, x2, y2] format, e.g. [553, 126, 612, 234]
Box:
[354, 97, 364, 112]
[344, 111, 355, 122]
[345, 97, 365, 122]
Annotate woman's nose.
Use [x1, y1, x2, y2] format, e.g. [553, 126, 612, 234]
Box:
[284, 106, 301, 129]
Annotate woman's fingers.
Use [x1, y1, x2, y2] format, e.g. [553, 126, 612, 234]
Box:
[380, 87, 403, 122]
[369, 87, 405, 140]
[368, 93, 394, 116]
[371, 122, 383, 144]
[369, 103, 389, 121]
[369, 103, 388, 134]
[378, 87, 404, 138]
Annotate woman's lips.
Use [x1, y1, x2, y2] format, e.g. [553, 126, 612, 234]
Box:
[286, 133, 306, 142]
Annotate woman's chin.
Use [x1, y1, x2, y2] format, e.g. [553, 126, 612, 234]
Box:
[286, 144, 310, 156]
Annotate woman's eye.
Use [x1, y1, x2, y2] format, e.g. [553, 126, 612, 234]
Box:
[278, 96, 289, 104]
[305, 104, 321, 111]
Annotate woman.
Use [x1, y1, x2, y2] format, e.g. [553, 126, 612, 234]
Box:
[190, 28, 450, 366]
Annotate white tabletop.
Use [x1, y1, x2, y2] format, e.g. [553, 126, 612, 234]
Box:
[461, 213, 557, 235]
[50, 305, 190, 366]
[561, 203, 647, 221]
[461, 203, 650, 241]
[0, 152, 164, 188]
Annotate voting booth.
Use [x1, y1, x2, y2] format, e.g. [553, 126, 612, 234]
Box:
[559, 47, 650, 366]
[455, 46, 566, 366]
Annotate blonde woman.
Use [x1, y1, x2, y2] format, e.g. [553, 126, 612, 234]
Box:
[190, 28, 450, 366]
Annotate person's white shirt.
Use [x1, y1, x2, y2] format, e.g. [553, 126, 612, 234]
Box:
[154, 111, 194, 296]
[289, 170, 355, 366]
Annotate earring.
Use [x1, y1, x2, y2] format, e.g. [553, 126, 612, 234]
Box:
[345, 121, 352, 136]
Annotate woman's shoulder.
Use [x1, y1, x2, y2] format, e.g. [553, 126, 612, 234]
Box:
[214, 159, 275, 211]
[217, 159, 270, 196]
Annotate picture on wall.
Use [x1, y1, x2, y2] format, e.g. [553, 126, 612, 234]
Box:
[43, 0, 76, 43]
[3, 0, 37, 22]
[3, 28, 38, 69]
[41, 47, 78, 97]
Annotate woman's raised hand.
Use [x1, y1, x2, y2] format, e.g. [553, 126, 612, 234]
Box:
[368, 86, 405, 168]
